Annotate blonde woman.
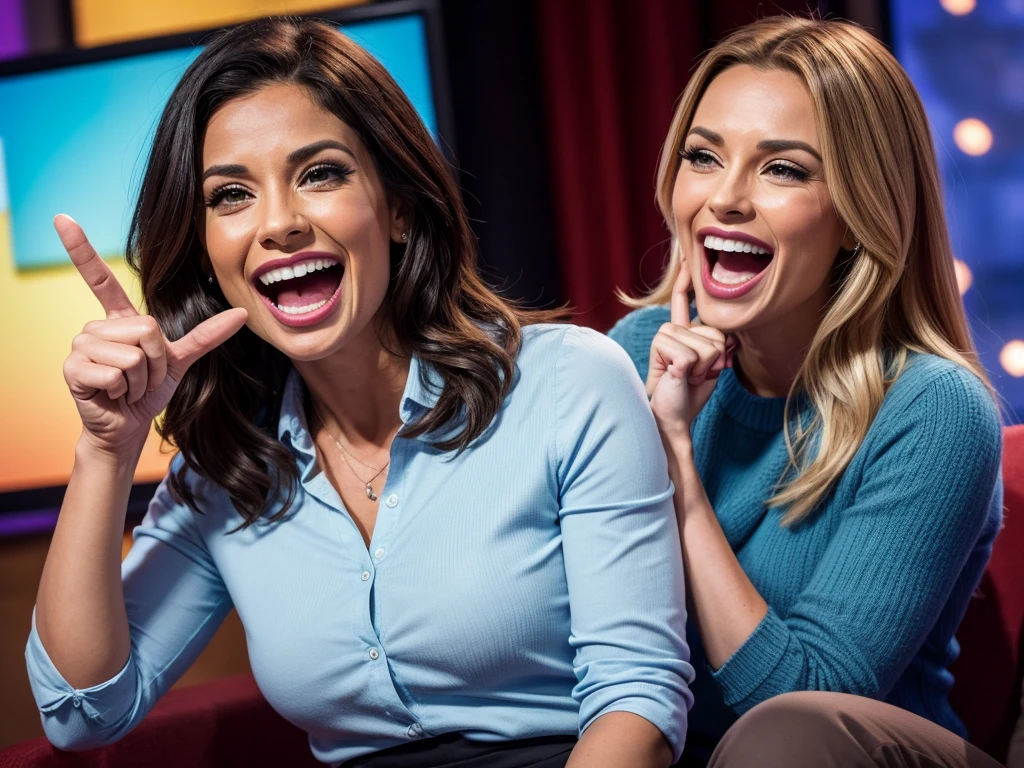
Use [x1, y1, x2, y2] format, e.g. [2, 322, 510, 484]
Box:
[610, 16, 1004, 768]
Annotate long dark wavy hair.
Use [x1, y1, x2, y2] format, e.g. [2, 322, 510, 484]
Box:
[127, 17, 562, 528]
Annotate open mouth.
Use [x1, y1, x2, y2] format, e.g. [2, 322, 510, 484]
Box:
[254, 257, 345, 317]
[702, 234, 774, 288]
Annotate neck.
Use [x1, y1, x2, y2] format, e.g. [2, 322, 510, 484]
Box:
[295, 320, 409, 449]
[731, 288, 827, 399]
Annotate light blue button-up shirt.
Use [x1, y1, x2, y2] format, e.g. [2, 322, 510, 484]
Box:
[26, 324, 694, 764]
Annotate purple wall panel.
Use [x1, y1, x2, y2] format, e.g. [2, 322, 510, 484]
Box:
[0, 0, 29, 61]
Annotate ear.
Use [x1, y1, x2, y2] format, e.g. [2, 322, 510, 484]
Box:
[389, 196, 412, 244]
[840, 227, 859, 253]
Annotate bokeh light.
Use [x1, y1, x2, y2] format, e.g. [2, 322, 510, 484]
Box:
[940, 0, 976, 15]
[953, 118, 993, 156]
[954, 258, 973, 295]
[1001, 341, 1024, 377]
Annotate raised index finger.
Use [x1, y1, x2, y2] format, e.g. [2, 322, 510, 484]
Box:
[55, 214, 137, 318]
[670, 254, 692, 329]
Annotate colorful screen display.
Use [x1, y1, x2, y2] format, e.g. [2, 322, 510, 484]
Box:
[892, 0, 1024, 421]
[0, 13, 438, 494]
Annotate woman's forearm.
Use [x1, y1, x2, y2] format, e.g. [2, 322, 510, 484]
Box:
[665, 434, 768, 670]
[35, 435, 141, 688]
[566, 712, 672, 768]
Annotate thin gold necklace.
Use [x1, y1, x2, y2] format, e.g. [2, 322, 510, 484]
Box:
[311, 403, 389, 501]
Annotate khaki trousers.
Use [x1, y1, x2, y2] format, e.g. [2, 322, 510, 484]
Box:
[708, 692, 1003, 768]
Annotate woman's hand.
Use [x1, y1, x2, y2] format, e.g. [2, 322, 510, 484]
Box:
[648, 261, 735, 437]
[57, 215, 248, 459]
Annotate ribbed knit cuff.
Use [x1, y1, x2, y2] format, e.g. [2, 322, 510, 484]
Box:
[709, 608, 790, 712]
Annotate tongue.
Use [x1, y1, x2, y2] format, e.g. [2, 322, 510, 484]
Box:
[276, 271, 340, 308]
[711, 251, 768, 284]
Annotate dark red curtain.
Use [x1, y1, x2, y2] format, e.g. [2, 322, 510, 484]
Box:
[536, 0, 813, 331]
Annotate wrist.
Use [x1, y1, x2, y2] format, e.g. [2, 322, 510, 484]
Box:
[659, 430, 693, 473]
[76, 433, 145, 474]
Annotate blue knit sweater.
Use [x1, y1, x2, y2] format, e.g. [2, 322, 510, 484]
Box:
[608, 305, 1003, 749]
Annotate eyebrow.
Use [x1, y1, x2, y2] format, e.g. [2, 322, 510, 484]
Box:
[686, 127, 823, 163]
[201, 140, 357, 183]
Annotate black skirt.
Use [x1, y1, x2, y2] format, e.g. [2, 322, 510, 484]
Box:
[339, 733, 577, 768]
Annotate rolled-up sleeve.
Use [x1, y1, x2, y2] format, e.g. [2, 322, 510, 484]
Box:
[554, 326, 694, 761]
[25, 455, 232, 749]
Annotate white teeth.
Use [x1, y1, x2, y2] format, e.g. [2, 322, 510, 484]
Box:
[703, 235, 772, 256]
[276, 299, 330, 315]
[257, 258, 340, 285]
[711, 260, 759, 285]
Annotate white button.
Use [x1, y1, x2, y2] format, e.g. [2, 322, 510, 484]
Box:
[368, 648, 380, 660]
[385, 494, 398, 508]
[374, 547, 385, 559]
[407, 724, 421, 738]
[72, 694, 82, 708]
[361, 571, 371, 581]
[412, 723, 423, 734]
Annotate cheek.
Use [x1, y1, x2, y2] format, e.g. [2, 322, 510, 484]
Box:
[204, 214, 253, 278]
[761, 190, 842, 274]
[671, 171, 709, 226]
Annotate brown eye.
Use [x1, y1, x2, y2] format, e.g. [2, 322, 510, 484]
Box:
[302, 162, 353, 187]
[206, 184, 251, 208]
[680, 147, 717, 170]
[765, 161, 809, 182]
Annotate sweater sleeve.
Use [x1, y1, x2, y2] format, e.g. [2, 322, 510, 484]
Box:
[25, 455, 233, 749]
[709, 365, 1003, 713]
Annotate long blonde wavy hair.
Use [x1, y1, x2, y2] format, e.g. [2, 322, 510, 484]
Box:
[627, 15, 995, 525]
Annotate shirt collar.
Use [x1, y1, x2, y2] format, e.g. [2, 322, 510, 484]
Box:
[276, 354, 444, 451]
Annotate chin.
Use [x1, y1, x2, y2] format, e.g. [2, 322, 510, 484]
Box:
[692, 295, 756, 333]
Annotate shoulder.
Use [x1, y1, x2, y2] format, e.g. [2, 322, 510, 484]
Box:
[606, 305, 671, 381]
[520, 322, 649, 405]
[522, 322, 629, 362]
[888, 353, 999, 427]
[871, 351, 1002, 463]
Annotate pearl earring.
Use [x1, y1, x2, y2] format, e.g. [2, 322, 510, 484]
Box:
[208, 275, 214, 283]
[400, 231, 408, 243]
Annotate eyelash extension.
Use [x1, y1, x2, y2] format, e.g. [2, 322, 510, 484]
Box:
[303, 161, 354, 185]
[680, 147, 812, 183]
[766, 161, 811, 182]
[204, 162, 355, 208]
[205, 183, 248, 208]
[679, 147, 715, 166]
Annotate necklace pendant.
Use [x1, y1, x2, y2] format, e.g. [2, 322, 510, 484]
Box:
[366, 483, 377, 501]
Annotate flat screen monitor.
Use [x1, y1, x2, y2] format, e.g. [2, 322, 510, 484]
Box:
[0, 0, 452, 533]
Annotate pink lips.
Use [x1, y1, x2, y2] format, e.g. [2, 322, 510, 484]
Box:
[697, 227, 774, 300]
[251, 250, 346, 329]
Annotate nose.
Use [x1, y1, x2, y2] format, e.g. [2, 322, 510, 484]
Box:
[707, 167, 754, 222]
[256, 188, 312, 250]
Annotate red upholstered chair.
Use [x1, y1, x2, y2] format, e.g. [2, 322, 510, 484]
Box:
[950, 423, 1024, 764]
[3, 426, 1024, 767]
